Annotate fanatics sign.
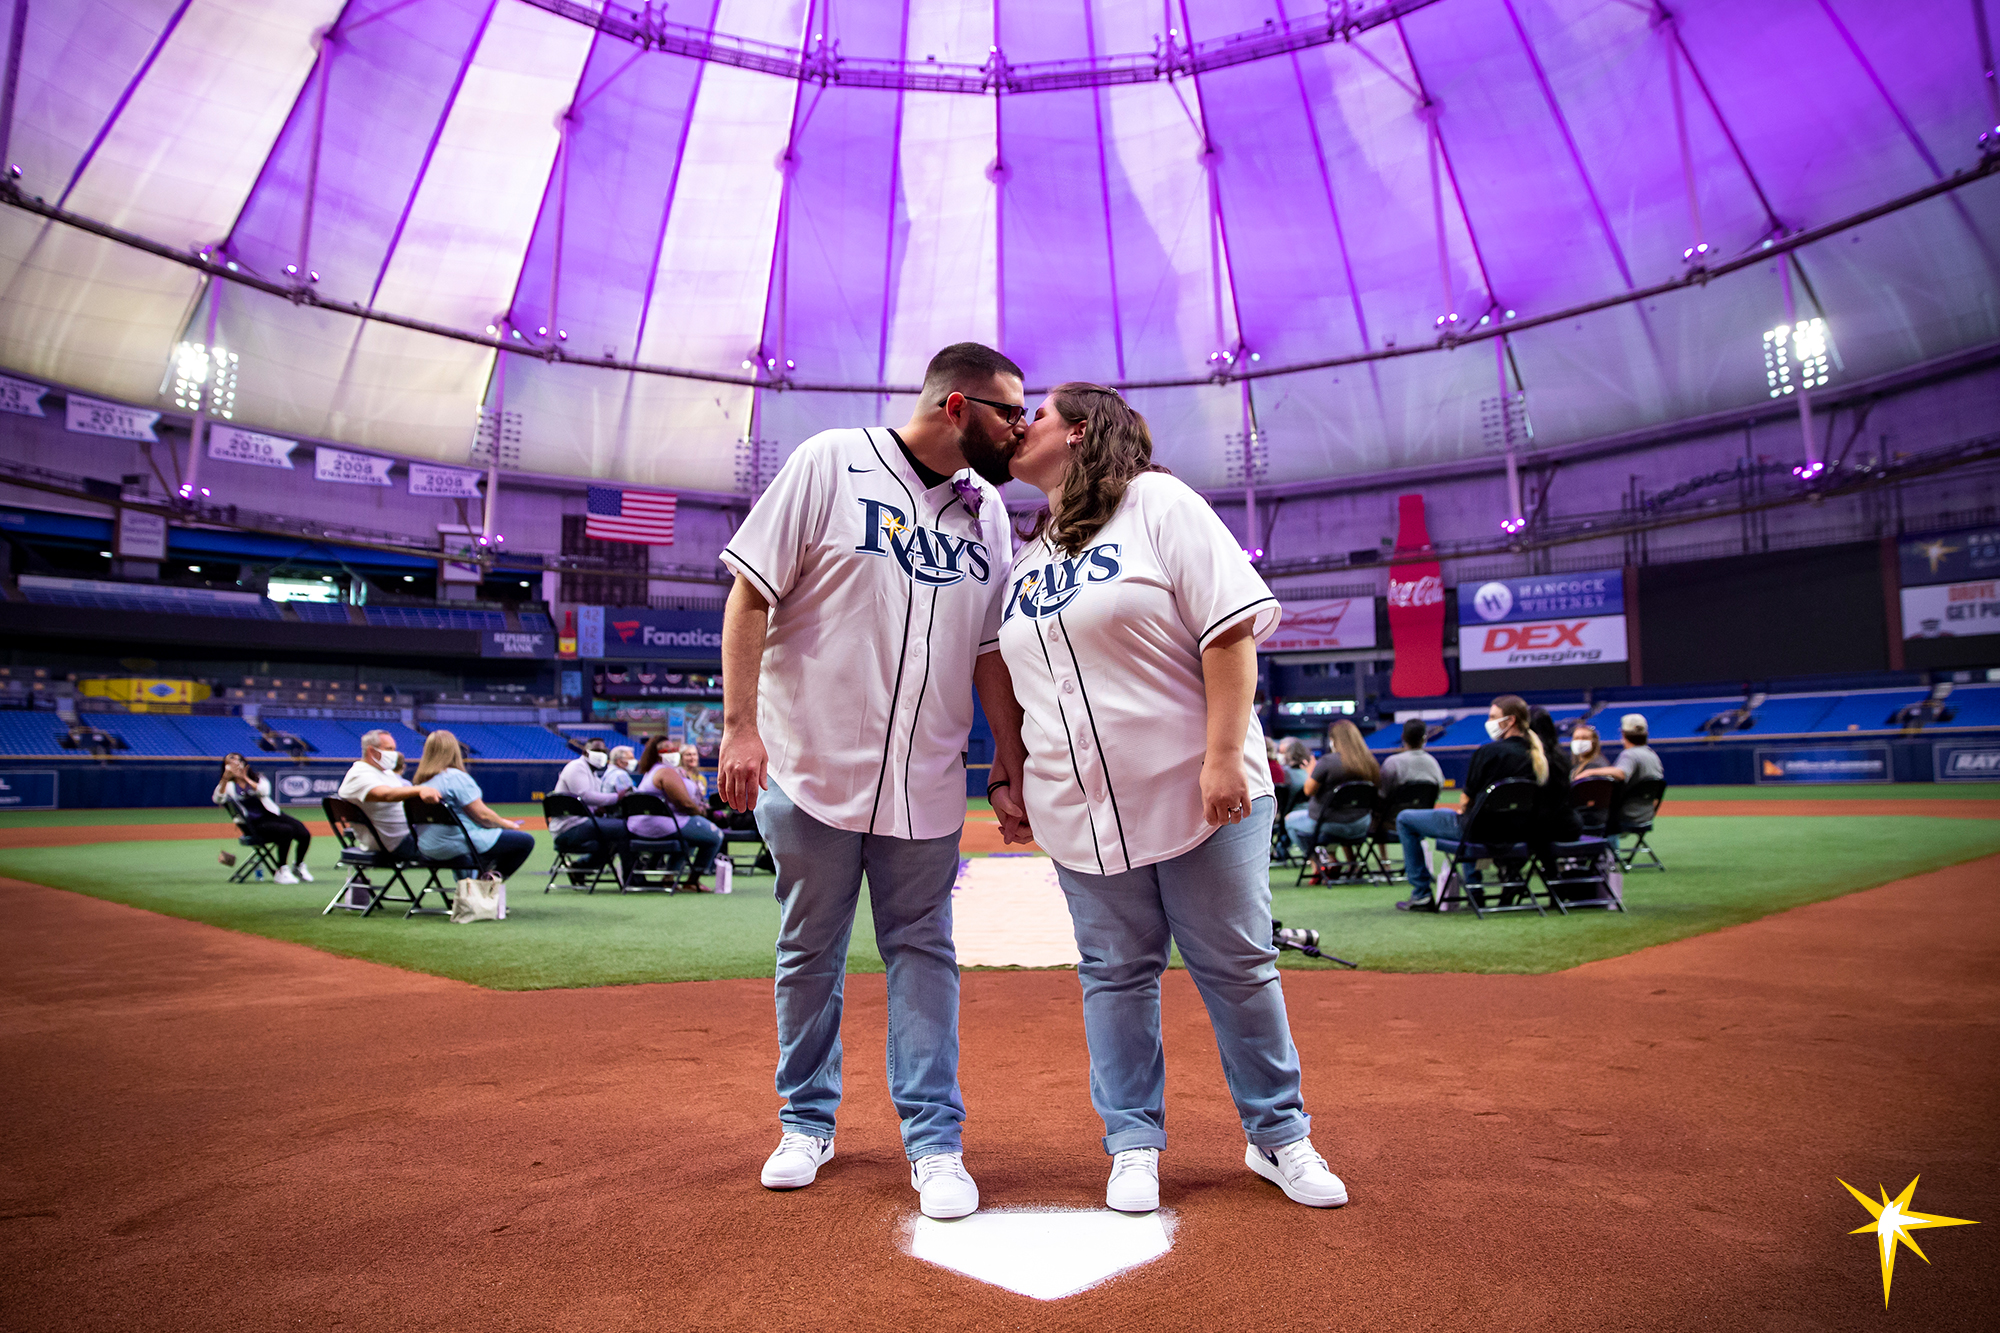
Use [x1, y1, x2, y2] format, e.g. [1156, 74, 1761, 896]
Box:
[1460, 614, 1630, 670]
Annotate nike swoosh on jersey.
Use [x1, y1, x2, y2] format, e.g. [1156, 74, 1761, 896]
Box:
[847, 465, 873, 473]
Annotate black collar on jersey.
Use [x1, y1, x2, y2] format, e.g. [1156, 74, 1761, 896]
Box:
[887, 428, 951, 491]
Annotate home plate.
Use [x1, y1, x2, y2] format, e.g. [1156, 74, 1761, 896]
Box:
[906, 1208, 1174, 1300]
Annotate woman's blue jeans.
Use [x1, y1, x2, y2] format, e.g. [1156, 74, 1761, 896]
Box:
[756, 782, 965, 1161]
[1052, 797, 1311, 1154]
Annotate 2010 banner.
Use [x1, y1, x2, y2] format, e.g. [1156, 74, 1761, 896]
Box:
[209, 427, 297, 469]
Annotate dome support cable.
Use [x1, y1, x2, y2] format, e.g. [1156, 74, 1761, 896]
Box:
[57, 0, 193, 211]
[631, 0, 722, 361]
[1398, 20, 1501, 332]
[0, 0, 29, 178]
[1082, 1, 1126, 381]
[871, 0, 915, 413]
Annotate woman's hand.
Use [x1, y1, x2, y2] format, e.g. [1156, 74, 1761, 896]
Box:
[1200, 753, 1251, 826]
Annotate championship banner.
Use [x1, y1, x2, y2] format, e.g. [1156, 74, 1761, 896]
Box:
[314, 446, 394, 486]
[1901, 580, 2000, 639]
[1460, 615, 1630, 670]
[67, 395, 159, 441]
[1386, 494, 1447, 697]
[0, 375, 48, 416]
[1263, 598, 1377, 653]
[115, 507, 168, 561]
[209, 427, 297, 469]
[1459, 570, 1623, 624]
[409, 462, 485, 498]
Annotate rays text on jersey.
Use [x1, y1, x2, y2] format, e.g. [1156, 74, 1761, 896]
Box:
[1005, 544, 1123, 620]
[854, 498, 993, 587]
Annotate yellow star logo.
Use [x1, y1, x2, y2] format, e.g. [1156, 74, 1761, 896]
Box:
[1919, 538, 1958, 575]
[881, 514, 909, 539]
[1839, 1176, 1978, 1307]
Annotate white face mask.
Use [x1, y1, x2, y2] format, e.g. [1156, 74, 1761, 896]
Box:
[1484, 718, 1503, 741]
[1570, 737, 1591, 756]
[586, 751, 609, 770]
[376, 750, 400, 772]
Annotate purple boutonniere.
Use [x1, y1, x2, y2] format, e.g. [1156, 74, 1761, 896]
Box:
[951, 475, 984, 519]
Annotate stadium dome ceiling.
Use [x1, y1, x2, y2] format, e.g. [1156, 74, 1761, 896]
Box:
[0, 0, 1995, 493]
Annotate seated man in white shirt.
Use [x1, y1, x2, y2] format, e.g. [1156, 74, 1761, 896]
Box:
[336, 728, 441, 853]
[551, 739, 632, 880]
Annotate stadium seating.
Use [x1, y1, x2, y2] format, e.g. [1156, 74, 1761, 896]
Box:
[519, 612, 554, 633]
[19, 581, 282, 621]
[362, 606, 507, 632]
[0, 712, 68, 755]
[289, 602, 353, 625]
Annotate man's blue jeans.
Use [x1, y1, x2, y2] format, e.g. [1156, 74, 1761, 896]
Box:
[1051, 797, 1311, 1154]
[756, 781, 965, 1161]
[1396, 807, 1462, 895]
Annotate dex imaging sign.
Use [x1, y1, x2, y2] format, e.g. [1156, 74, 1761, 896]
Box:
[1457, 569, 1627, 671]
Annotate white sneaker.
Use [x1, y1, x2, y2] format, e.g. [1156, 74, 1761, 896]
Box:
[1106, 1147, 1160, 1213]
[910, 1151, 979, 1219]
[272, 865, 299, 885]
[293, 863, 314, 882]
[760, 1131, 834, 1189]
[1245, 1138, 1348, 1208]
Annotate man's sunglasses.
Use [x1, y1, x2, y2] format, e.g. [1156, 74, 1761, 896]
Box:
[957, 394, 1026, 426]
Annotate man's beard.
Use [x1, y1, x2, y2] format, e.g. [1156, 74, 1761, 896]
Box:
[958, 427, 1014, 486]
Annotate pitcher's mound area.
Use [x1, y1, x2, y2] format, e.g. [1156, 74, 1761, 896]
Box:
[2, 859, 1997, 1332]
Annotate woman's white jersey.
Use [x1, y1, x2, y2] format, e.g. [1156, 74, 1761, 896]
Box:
[997, 472, 1280, 873]
[721, 428, 1012, 841]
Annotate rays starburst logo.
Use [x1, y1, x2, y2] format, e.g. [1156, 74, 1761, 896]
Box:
[1838, 1176, 1978, 1307]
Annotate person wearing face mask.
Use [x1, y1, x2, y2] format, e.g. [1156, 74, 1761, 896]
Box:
[551, 739, 632, 882]
[1392, 695, 1547, 910]
[1568, 723, 1605, 772]
[607, 745, 638, 791]
[336, 729, 442, 853]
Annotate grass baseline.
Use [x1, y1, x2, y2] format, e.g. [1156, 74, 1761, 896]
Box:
[1, 803, 1996, 989]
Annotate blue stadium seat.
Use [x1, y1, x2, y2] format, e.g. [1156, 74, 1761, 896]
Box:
[1740, 695, 1840, 735]
[1938, 685, 2000, 728]
[291, 602, 352, 624]
[519, 612, 554, 633]
[1809, 691, 1930, 735]
[165, 716, 266, 756]
[362, 606, 507, 632]
[0, 712, 68, 755]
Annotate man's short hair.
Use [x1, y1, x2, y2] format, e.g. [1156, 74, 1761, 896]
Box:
[1402, 719, 1428, 749]
[583, 738, 607, 753]
[921, 342, 1024, 405]
[360, 728, 391, 752]
[1620, 712, 1649, 741]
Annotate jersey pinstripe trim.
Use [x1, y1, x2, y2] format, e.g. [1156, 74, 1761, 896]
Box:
[1034, 625, 1106, 875]
[1199, 595, 1282, 649]
[1058, 615, 1131, 872]
[861, 429, 919, 836]
[720, 547, 784, 605]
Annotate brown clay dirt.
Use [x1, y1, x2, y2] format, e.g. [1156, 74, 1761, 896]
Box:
[2, 853, 1997, 1331]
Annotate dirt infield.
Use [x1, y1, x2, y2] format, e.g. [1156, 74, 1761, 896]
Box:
[0, 798, 1988, 851]
[2, 856, 1996, 1331]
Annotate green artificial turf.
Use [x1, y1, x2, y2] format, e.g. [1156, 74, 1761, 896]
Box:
[2, 803, 1996, 988]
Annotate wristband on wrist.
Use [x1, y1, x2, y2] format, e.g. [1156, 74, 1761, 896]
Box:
[985, 779, 1010, 795]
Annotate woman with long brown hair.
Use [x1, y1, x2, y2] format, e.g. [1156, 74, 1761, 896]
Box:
[1282, 718, 1381, 874]
[1392, 693, 1545, 909]
[994, 382, 1345, 1214]
[410, 730, 536, 880]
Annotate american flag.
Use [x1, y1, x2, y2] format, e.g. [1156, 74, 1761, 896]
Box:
[586, 486, 676, 545]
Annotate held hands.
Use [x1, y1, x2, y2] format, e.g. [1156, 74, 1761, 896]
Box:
[719, 728, 769, 812]
[986, 755, 1033, 845]
[1200, 753, 1251, 827]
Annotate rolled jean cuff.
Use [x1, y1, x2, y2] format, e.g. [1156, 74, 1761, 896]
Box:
[779, 1115, 836, 1140]
[1245, 1113, 1312, 1152]
[903, 1134, 964, 1163]
[1103, 1127, 1169, 1155]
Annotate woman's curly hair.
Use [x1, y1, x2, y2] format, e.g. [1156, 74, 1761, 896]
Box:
[1024, 382, 1169, 555]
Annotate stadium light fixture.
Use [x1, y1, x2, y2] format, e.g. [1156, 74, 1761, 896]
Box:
[1763, 318, 1830, 397]
[171, 341, 238, 421]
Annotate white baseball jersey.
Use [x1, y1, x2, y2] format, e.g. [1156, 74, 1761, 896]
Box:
[721, 427, 1012, 840]
[996, 472, 1279, 874]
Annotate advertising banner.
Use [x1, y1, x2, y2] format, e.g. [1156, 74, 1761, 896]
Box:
[409, 462, 485, 498]
[593, 665, 724, 699]
[0, 375, 48, 416]
[576, 604, 605, 660]
[1934, 742, 2000, 782]
[1386, 494, 1447, 697]
[209, 427, 297, 469]
[1460, 615, 1631, 671]
[1263, 598, 1377, 654]
[115, 507, 168, 561]
[0, 771, 58, 810]
[596, 608, 724, 660]
[1458, 570, 1623, 625]
[67, 395, 158, 441]
[274, 771, 346, 808]
[314, 446, 394, 486]
[1754, 745, 1890, 784]
[481, 629, 554, 658]
[1901, 580, 2000, 639]
[1900, 528, 2000, 586]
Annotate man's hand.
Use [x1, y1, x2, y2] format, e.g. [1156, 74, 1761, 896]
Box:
[416, 786, 442, 804]
[1200, 754, 1252, 827]
[720, 729, 768, 812]
[986, 753, 1033, 845]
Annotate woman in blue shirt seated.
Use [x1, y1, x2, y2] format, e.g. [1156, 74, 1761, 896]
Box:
[411, 731, 536, 880]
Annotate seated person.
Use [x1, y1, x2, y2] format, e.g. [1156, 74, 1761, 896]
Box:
[608, 745, 638, 791]
[1395, 695, 1548, 909]
[1284, 719, 1380, 875]
[1526, 708, 1581, 844]
[337, 729, 442, 853]
[1577, 713, 1664, 847]
[676, 743, 709, 805]
[213, 752, 315, 884]
[1377, 719, 1444, 795]
[1568, 723, 1606, 773]
[1277, 738, 1313, 800]
[550, 740, 631, 878]
[410, 730, 535, 881]
[626, 745, 725, 889]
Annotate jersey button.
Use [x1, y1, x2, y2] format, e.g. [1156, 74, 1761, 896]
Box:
[1046, 625, 1060, 643]
[1076, 733, 1092, 752]
[1060, 680, 1076, 695]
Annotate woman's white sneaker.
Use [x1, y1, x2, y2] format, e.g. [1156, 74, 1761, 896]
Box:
[272, 865, 299, 885]
[910, 1151, 979, 1219]
[1245, 1138, 1348, 1207]
[760, 1132, 833, 1189]
[293, 863, 314, 882]
[1106, 1147, 1160, 1213]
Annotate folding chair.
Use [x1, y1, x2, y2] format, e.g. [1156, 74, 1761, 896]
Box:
[1295, 781, 1381, 885]
[1569, 776, 1621, 838]
[320, 797, 425, 918]
[1608, 778, 1668, 872]
[617, 791, 693, 892]
[1269, 784, 1302, 867]
[542, 794, 622, 894]
[1372, 780, 1440, 886]
[222, 794, 285, 884]
[400, 798, 489, 917]
[721, 823, 774, 875]
[1534, 837, 1624, 912]
[1433, 778, 1549, 918]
